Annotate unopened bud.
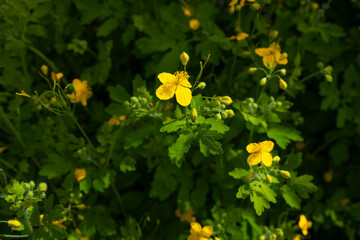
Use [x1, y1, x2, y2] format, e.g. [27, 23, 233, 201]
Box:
[311, 2, 319, 10]
[24, 183, 30, 190]
[276, 101, 282, 107]
[77, 204, 86, 210]
[75, 228, 82, 236]
[272, 234, 277, 239]
[317, 62, 324, 69]
[259, 236, 265, 240]
[130, 96, 139, 103]
[8, 220, 21, 228]
[214, 113, 222, 120]
[180, 52, 190, 66]
[279, 69, 286, 76]
[77, 214, 85, 221]
[269, 30, 279, 39]
[324, 65, 333, 73]
[225, 109, 235, 117]
[279, 79, 288, 90]
[30, 181, 35, 188]
[273, 156, 280, 162]
[252, 3, 261, 10]
[259, 77, 267, 86]
[245, 172, 254, 181]
[190, 108, 198, 121]
[266, 174, 273, 183]
[248, 67, 257, 74]
[235, 5, 241, 11]
[248, 98, 254, 103]
[40, 65, 48, 75]
[219, 96, 233, 105]
[280, 170, 291, 179]
[38, 183, 47, 192]
[252, 103, 258, 109]
[325, 74, 333, 83]
[198, 82, 206, 89]
[5, 195, 15, 203]
[242, 51, 250, 57]
[28, 191, 34, 197]
[221, 111, 228, 119]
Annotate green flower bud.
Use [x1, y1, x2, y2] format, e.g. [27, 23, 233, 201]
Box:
[324, 65, 333, 73]
[24, 183, 30, 190]
[180, 52, 190, 66]
[40, 65, 48, 75]
[325, 74, 333, 83]
[219, 96, 233, 105]
[29, 181, 35, 188]
[38, 183, 47, 192]
[225, 109, 235, 117]
[252, 103, 258, 109]
[214, 113, 222, 120]
[221, 111, 228, 119]
[317, 62, 324, 69]
[5, 195, 15, 203]
[248, 97, 254, 103]
[259, 77, 267, 86]
[28, 191, 34, 197]
[248, 67, 257, 74]
[276, 101, 282, 107]
[266, 174, 273, 183]
[268, 30, 279, 39]
[198, 82, 206, 89]
[270, 96, 275, 102]
[279, 69, 286, 76]
[130, 96, 139, 103]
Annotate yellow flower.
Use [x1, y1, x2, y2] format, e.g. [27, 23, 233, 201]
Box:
[108, 115, 126, 126]
[228, 32, 249, 41]
[189, 19, 200, 30]
[156, 71, 192, 107]
[51, 72, 63, 82]
[175, 205, 196, 223]
[182, 6, 192, 17]
[255, 42, 288, 69]
[67, 79, 92, 106]
[74, 168, 87, 182]
[246, 141, 274, 166]
[188, 222, 213, 240]
[298, 215, 312, 236]
[8, 220, 21, 228]
[293, 234, 301, 240]
[39, 214, 67, 229]
[16, 90, 31, 98]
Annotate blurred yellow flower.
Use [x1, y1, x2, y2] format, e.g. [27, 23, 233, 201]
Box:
[156, 71, 192, 107]
[7, 220, 21, 228]
[51, 72, 63, 82]
[67, 79, 92, 106]
[40, 214, 66, 229]
[188, 222, 213, 240]
[228, 32, 249, 41]
[189, 19, 200, 30]
[182, 6, 192, 17]
[323, 168, 333, 182]
[298, 215, 312, 236]
[246, 141, 274, 166]
[16, 90, 31, 98]
[255, 42, 288, 69]
[108, 115, 126, 126]
[293, 234, 301, 240]
[74, 168, 87, 182]
[175, 205, 196, 223]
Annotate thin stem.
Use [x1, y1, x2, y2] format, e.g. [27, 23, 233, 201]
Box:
[111, 182, 127, 218]
[0, 234, 29, 238]
[104, 126, 123, 169]
[288, 71, 322, 91]
[68, 113, 95, 151]
[27, 45, 59, 73]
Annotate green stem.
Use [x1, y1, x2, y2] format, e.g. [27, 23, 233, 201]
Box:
[27, 45, 59, 73]
[288, 71, 322, 91]
[111, 182, 127, 218]
[23, 208, 32, 236]
[0, 234, 29, 238]
[104, 126, 123, 169]
[0, 105, 41, 168]
[68, 113, 95, 151]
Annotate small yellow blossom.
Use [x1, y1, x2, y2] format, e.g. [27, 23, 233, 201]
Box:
[74, 168, 87, 182]
[323, 169, 333, 182]
[182, 6, 192, 17]
[246, 141, 274, 166]
[8, 220, 21, 228]
[51, 72, 63, 82]
[67, 79, 92, 106]
[280, 170, 291, 179]
[189, 19, 200, 30]
[175, 205, 196, 223]
[219, 96, 233, 105]
[298, 215, 312, 236]
[255, 42, 288, 69]
[188, 222, 213, 240]
[40, 214, 67, 229]
[108, 115, 126, 126]
[16, 90, 31, 98]
[156, 71, 192, 107]
[293, 234, 301, 240]
[228, 32, 249, 41]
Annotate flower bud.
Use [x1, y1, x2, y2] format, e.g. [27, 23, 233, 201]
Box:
[248, 67, 257, 74]
[180, 52, 190, 66]
[252, 103, 258, 109]
[8, 220, 21, 228]
[325, 74, 333, 83]
[269, 30, 279, 39]
[41, 65, 48, 75]
[242, 51, 251, 57]
[130, 96, 139, 103]
[235, 5, 241, 11]
[77, 214, 85, 221]
[266, 174, 273, 183]
[221, 111, 228, 119]
[324, 65, 333, 73]
[28, 191, 34, 197]
[311, 2, 319, 10]
[219, 96, 233, 105]
[272, 234, 277, 239]
[273, 156, 280, 162]
[24, 183, 30, 190]
[75, 228, 82, 236]
[317, 62, 324, 69]
[30, 181, 35, 188]
[245, 172, 254, 181]
[248, 97, 254, 103]
[276, 101, 282, 107]
[252, 3, 261, 10]
[279, 79, 288, 90]
[279, 69, 286, 76]
[38, 183, 47, 192]
[259, 78, 267, 86]
[198, 82, 206, 89]
[190, 108, 198, 122]
[189, 19, 200, 30]
[214, 113, 222, 120]
[5, 195, 15, 203]
[77, 204, 86, 210]
[280, 170, 291, 179]
[225, 109, 235, 117]
[259, 235, 265, 240]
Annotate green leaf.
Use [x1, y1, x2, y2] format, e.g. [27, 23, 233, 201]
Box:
[191, 177, 209, 209]
[169, 131, 193, 167]
[7, 180, 25, 196]
[204, 118, 230, 134]
[283, 152, 303, 170]
[150, 162, 180, 200]
[281, 185, 301, 209]
[199, 130, 223, 157]
[39, 153, 72, 179]
[266, 126, 303, 149]
[229, 168, 248, 179]
[119, 156, 136, 172]
[260, 182, 277, 203]
[80, 178, 91, 194]
[108, 84, 131, 103]
[160, 119, 186, 133]
[250, 191, 270, 216]
[293, 175, 318, 198]
[93, 171, 112, 192]
[174, 105, 183, 119]
[236, 185, 250, 199]
[97, 18, 118, 37]
[124, 124, 153, 149]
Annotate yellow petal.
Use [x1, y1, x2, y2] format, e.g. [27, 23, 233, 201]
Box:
[187, 234, 199, 240]
[246, 143, 260, 153]
[158, 72, 176, 84]
[259, 141, 274, 152]
[179, 76, 192, 88]
[175, 86, 192, 106]
[255, 47, 271, 57]
[279, 58, 288, 65]
[190, 222, 202, 234]
[236, 32, 249, 40]
[247, 152, 262, 165]
[81, 97, 87, 106]
[261, 152, 273, 166]
[72, 79, 83, 89]
[228, 0, 238, 7]
[262, 55, 275, 69]
[74, 168, 87, 182]
[156, 84, 176, 100]
[201, 226, 213, 237]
